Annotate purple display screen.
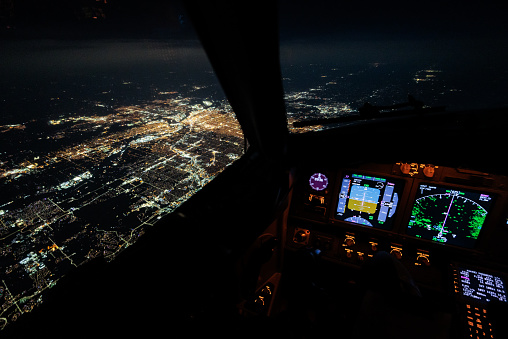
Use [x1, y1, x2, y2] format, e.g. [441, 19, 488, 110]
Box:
[309, 173, 329, 191]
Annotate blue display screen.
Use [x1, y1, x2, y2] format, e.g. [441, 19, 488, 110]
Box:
[335, 173, 404, 230]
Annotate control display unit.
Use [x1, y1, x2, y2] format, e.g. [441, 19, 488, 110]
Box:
[407, 184, 494, 248]
[458, 268, 507, 304]
[335, 173, 404, 230]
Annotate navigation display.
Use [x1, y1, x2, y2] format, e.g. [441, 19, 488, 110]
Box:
[335, 173, 404, 230]
[459, 268, 507, 304]
[407, 184, 494, 248]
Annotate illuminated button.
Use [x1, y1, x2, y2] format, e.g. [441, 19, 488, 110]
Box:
[261, 285, 272, 295]
[255, 296, 265, 306]
[344, 235, 355, 247]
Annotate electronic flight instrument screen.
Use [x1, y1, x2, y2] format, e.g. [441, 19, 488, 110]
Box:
[459, 268, 507, 304]
[406, 184, 494, 248]
[335, 173, 404, 230]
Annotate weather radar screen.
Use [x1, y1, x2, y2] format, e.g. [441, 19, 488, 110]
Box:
[407, 184, 494, 248]
[335, 173, 404, 230]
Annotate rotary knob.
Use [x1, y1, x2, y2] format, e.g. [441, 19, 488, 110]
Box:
[293, 229, 310, 244]
[399, 163, 419, 176]
[390, 248, 403, 260]
[344, 236, 355, 247]
[416, 253, 430, 266]
[423, 165, 435, 178]
[400, 163, 411, 175]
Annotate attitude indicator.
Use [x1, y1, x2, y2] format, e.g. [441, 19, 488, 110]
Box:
[335, 173, 403, 230]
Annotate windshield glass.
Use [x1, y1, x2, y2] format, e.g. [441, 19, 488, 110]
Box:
[0, 0, 243, 328]
[279, 0, 508, 133]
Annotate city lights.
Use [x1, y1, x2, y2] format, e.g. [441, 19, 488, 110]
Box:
[0, 91, 244, 328]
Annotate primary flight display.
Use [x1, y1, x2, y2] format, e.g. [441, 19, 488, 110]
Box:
[335, 173, 404, 230]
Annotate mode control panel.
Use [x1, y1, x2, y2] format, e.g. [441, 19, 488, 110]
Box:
[288, 223, 435, 270]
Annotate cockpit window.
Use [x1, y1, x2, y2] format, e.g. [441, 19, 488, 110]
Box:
[0, 0, 243, 328]
[279, 0, 508, 133]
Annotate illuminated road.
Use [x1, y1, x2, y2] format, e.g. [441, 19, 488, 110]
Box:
[0, 93, 244, 327]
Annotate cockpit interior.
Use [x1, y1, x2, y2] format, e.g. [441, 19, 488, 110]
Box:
[3, 1, 508, 338]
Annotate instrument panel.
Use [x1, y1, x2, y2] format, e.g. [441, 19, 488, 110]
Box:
[287, 162, 508, 290]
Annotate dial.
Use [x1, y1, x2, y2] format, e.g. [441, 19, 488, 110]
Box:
[400, 162, 419, 176]
[309, 173, 329, 191]
[423, 165, 436, 178]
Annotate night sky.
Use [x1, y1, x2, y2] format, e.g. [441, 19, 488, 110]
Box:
[1, 0, 507, 40]
[1, 0, 507, 112]
[278, 0, 508, 41]
[0, 0, 190, 39]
